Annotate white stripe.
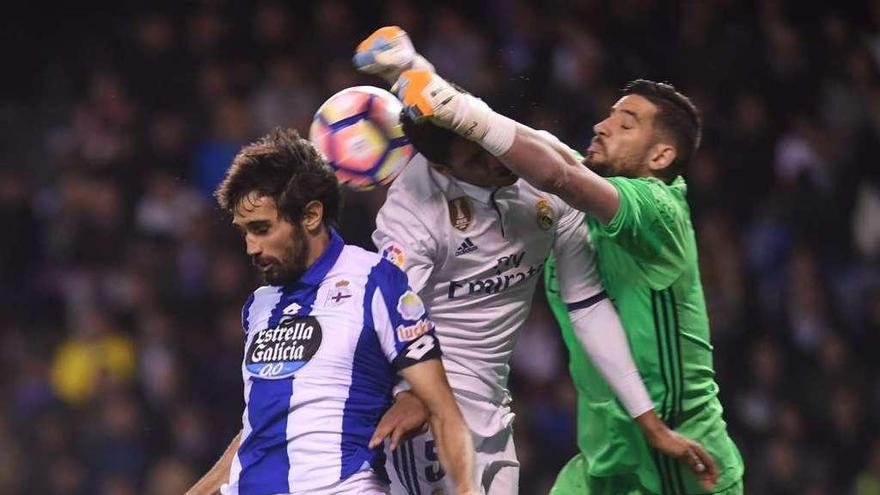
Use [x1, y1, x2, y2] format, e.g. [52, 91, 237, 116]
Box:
[225, 286, 283, 494]
[286, 282, 349, 491]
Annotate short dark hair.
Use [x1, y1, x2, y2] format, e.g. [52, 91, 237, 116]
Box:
[622, 79, 701, 181]
[399, 81, 472, 166]
[214, 127, 340, 227]
[400, 111, 460, 165]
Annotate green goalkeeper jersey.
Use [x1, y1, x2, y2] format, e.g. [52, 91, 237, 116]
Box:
[545, 176, 743, 494]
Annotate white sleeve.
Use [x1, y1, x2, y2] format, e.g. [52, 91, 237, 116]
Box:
[568, 298, 654, 418]
[373, 188, 438, 294]
[553, 202, 603, 304]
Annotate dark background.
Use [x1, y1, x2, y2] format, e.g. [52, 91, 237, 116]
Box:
[1, 1, 879, 493]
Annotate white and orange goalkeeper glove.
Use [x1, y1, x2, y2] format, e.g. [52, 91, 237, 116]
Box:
[394, 69, 518, 156]
[353, 26, 435, 85]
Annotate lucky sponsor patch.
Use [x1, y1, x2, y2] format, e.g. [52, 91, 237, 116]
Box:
[396, 319, 433, 342]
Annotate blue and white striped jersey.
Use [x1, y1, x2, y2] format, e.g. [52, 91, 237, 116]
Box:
[222, 230, 441, 495]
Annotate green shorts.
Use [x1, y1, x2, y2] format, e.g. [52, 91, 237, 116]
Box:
[550, 453, 744, 495]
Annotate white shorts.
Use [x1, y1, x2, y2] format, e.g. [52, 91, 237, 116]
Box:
[384, 392, 519, 495]
[221, 470, 389, 495]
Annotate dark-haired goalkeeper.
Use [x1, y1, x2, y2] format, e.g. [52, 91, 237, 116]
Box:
[360, 29, 743, 495]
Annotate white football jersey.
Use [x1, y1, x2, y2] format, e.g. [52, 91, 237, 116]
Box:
[373, 155, 602, 412]
[222, 230, 440, 495]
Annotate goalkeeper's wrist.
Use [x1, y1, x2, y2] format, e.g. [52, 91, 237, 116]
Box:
[450, 94, 517, 157]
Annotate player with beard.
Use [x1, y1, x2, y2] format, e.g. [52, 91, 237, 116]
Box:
[186, 128, 479, 495]
[382, 39, 744, 493]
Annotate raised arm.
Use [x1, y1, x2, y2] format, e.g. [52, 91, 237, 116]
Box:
[353, 26, 619, 223]
[501, 126, 620, 223]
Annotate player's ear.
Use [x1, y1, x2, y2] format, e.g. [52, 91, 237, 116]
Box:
[648, 142, 676, 173]
[301, 200, 325, 233]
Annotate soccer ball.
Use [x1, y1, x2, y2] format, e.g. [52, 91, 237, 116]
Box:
[309, 86, 414, 191]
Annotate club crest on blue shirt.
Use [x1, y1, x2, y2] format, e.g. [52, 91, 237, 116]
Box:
[396, 291, 426, 321]
[326, 279, 353, 306]
[245, 315, 322, 379]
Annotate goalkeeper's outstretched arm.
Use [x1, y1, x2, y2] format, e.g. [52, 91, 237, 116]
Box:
[352, 27, 618, 221]
[502, 124, 620, 223]
[352, 27, 619, 222]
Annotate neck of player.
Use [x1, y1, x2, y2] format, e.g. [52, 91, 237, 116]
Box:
[305, 225, 331, 269]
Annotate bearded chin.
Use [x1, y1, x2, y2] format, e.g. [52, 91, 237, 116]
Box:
[584, 156, 614, 178]
[263, 226, 311, 286]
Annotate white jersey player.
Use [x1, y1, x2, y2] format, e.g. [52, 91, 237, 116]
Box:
[187, 129, 479, 495]
[354, 26, 704, 495]
[370, 115, 655, 495]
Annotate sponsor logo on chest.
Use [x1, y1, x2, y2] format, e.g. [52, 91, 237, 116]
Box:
[447, 250, 545, 298]
[245, 315, 322, 379]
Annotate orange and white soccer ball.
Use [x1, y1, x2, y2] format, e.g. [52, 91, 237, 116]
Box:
[309, 86, 414, 191]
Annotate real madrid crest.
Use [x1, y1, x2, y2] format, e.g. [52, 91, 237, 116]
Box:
[448, 197, 472, 232]
[536, 198, 555, 231]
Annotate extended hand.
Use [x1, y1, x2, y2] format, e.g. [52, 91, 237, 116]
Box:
[647, 428, 719, 491]
[369, 391, 429, 451]
[353, 26, 434, 84]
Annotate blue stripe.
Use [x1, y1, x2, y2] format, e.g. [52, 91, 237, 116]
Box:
[392, 447, 414, 495]
[238, 283, 320, 494]
[327, 111, 370, 132]
[241, 293, 256, 333]
[373, 259, 427, 355]
[340, 264, 394, 481]
[565, 291, 608, 312]
[405, 439, 422, 495]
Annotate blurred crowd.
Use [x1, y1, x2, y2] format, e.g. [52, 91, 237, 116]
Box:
[2, 1, 880, 493]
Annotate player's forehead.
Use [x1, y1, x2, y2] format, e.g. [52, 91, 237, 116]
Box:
[232, 192, 279, 225]
[610, 94, 658, 122]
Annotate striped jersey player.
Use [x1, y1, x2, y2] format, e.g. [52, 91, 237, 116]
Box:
[187, 129, 479, 495]
[223, 231, 435, 494]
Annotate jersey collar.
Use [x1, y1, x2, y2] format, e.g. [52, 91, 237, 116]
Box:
[296, 227, 344, 287]
[430, 167, 520, 205]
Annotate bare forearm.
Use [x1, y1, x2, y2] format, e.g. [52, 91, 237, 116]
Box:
[401, 360, 478, 494]
[429, 412, 476, 494]
[187, 430, 241, 495]
[501, 125, 620, 223]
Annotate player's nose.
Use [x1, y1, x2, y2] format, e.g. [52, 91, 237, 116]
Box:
[593, 118, 610, 137]
[245, 236, 262, 256]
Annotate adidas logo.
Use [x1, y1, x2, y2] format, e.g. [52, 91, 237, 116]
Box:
[454, 238, 478, 256]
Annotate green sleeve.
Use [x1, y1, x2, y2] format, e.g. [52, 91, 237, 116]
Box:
[596, 177, 688, 288]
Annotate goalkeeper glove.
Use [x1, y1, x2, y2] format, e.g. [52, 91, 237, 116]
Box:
[394, 69, 517, 157]
[353, 26, 435, 85]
